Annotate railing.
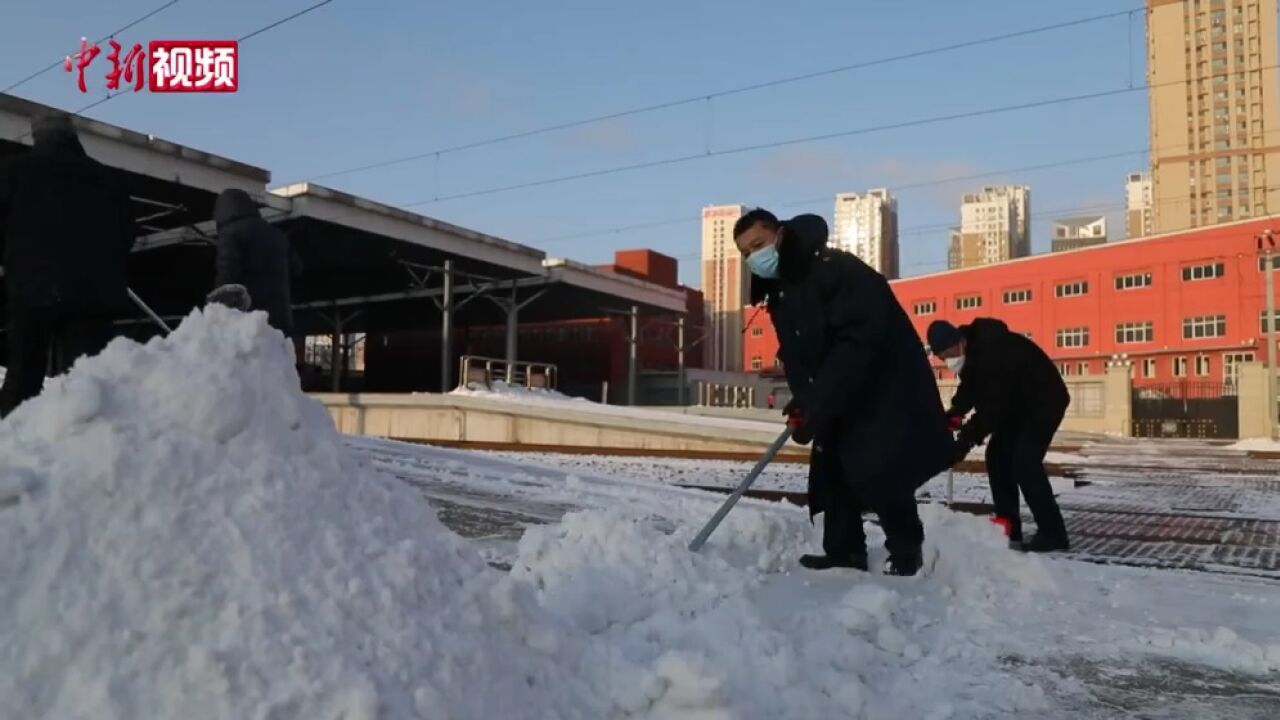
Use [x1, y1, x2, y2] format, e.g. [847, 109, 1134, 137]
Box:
[1133, 381, 1236, 400]
[457, 355, 558, 391]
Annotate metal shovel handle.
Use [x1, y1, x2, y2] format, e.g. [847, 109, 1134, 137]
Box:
[688, 426, 794, 552]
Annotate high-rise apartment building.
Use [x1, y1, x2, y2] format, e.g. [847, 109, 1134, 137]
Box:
[1146, 0, 1280, 232]
[949, 185, 1031, 269]
[700, 204, 747, 371]
[1126, 171, 1155, 238]
[831, 189, 900, 278]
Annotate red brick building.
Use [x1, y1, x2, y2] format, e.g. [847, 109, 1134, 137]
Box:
[743, 216, 1280, 388]
[464, 250, 704, 400]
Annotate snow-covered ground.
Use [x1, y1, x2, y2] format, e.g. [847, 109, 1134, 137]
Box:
[1, 308, 1277, 718]
[450, 380, 785, 434]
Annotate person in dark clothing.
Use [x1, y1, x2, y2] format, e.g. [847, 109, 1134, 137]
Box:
[210, 188, 298, 338]
[927, 318, 1072, 553]
[737, 209, 955, 576]
[0, 113, 136, 418]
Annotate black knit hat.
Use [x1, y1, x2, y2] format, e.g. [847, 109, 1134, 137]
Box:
[926, 320, 962, 355]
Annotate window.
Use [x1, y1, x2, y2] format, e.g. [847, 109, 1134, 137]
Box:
[1143, 358, 1158, 379]
[1115, 322, 1155, 344]
[1181, 261, 1226, 281]
[1261, 309, 1278, 334]
[1183, 315, 1227, 339]
[1055, 327, 1089, 348]
[1055, 280, 1089, 298]
[1077, 362, 1090, 376]
[913, 300, 937, 316]
[956, 295, 982, 311]
[750, 356, 763, 371]
[750, 326, 764, 337]
[1002, 288, 1032, 304]
[1195, 355, 1212, 377]
[1174, 357, 1189, 377]
[1059, 363, 1072, 377]
[1115, 272, 1153, 290]
[1260, 256, 1279, 272]
[1224, 352, 1255, 383]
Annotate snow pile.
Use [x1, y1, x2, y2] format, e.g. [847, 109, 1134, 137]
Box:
[509, 504, 1063, 718]
[1230, 438, 1280, 452]
[452, 379, 577, 401]
[1136, 626, 1280, 674]
[0, 307, 610, 719]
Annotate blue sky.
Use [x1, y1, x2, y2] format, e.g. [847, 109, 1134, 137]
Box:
[1, 0, 1151, 286]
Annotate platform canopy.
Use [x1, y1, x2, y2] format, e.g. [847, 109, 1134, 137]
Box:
[0, 93, 688, 347]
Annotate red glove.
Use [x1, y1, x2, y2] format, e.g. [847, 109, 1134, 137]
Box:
[786, 408, 813, 445]
[990, 515, 1013, 537]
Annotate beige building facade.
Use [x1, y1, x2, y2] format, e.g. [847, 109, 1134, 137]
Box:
[831, 189, 900, 278]
[700, 204, 747, 371]
[948, 185, 1031, 269]
[1147, 0, 1280, 232]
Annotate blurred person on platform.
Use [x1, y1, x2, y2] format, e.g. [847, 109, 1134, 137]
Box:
[207, 188, 299, 340]
[0, 113, 135, 418]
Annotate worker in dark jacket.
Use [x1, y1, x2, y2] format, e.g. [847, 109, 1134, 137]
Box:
[928, 318, 1071, 552]
[738, 209, 954, 576]
[0, 113, 136, 418]
[210, 188, 298, 338]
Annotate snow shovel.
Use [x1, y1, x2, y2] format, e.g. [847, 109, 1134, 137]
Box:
[128, 288, 172, 335]
[688, 426, 794, 552]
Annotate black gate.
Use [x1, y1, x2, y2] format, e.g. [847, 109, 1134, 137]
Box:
[1131, 381, 1239, 439]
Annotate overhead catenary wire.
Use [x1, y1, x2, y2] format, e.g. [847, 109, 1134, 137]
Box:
[0, 0, 181, 95]
[5, 0, 337, 142]
[298, 6, 1142, 183]
[530, 121, 1280, 250]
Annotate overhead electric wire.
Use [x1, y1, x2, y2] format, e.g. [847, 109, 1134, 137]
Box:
[299, 6, 1141, 183]
[5, 0, 336, 142]
[0, 0, 181, 95]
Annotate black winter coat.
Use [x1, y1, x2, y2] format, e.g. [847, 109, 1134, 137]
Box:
[751, 214, 954, 516]
[948, 318, 1070, 444]
[0, 123, 135, 308]
[213, 189, 298, 337]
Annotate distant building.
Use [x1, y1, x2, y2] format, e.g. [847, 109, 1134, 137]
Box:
[700, 204, 746, 371]
[946, 227, 964, 270]
[951, 185, 1031, 269]
[1052, 215, 1108, 252]
[831, 188, 899, 278]
[746, 215, 1280, 392]
[1125, 171, 1154, 239]
[1146, 0, 1280, 231]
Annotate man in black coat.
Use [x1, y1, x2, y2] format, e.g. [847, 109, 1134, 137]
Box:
[736, 209, 954, 576]
[928, 318, 1071, 552]
[210, 188, 298, 338]
[0, 113, 136, 418]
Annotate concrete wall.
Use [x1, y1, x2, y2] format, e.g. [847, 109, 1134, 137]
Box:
[313, 392, 795, 453]
[936, 366, 1132, 436]
[1237, 362, 1278, 440]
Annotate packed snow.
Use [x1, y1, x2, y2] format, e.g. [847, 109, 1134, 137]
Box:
[450, 379, 784, 434]
[1232, 438, 1280, 452]
[1, 306, 1277, 718]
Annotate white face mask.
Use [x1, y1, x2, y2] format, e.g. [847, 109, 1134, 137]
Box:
[944, 355, 966, 373]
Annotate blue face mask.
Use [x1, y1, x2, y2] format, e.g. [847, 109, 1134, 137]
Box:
[747, 244, 780, 279]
